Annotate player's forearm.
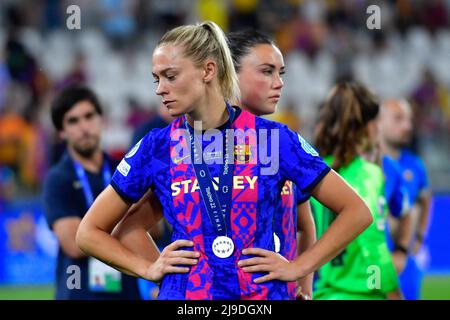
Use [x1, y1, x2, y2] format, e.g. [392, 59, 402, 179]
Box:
[293, 202, 372, 277]
[296, 221, 316, 297]
[77, 224, 151, 278]
[76, 187, 153, 278]
[297, 230, 316, 258]
[395, 212, 414, 248]
[297, 271, 314, 298]
[111, 189, 164, 262]
[417, 192, 432, 239]
[297, 226, 316, 255]
[113, 225, 161, 262]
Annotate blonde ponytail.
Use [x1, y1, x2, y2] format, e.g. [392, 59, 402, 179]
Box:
[158, 21, 240, 104]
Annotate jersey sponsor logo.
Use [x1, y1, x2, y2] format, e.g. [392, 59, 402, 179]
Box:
[297, 134, 319, 157]
[117, 159, 131, 177]
[125, 139, 142, 159]
[171, 175, 258, 196]
[403, 169, 414, 182]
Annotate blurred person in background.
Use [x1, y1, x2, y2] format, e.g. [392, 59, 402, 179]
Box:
[0, 164, 15, 211]
[379, 98, 432, 300]
[43, 85, 141, 299]
[131, 102, 173, 146]
[312, 82, 402, 300]
[0, 84, 30, 190]
[126, 101, 173, 299]
[379, 149, 413, 277]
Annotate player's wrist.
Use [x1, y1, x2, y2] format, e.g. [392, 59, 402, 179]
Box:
[393, 243, 409, 255]
[416, 231, 425, 243]
[137, 258, 154, 280]
[293, 254, 313, 280]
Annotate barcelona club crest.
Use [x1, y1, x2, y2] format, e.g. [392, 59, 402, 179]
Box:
[234, 144, 252, 163]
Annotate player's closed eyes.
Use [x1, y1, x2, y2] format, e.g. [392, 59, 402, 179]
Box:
[261, 69, 285, 77]
[166, 74, 176, 81]
[153, 75, 176, 84]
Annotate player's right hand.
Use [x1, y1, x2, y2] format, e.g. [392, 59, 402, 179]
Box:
[143, 240, 200, 282]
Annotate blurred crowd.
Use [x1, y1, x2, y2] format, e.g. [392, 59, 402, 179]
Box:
[0, 0, 449, 205]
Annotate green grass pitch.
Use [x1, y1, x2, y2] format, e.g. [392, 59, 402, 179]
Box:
[0, 275, 449, 299]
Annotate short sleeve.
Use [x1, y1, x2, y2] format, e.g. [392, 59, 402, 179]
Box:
[43, 171, 80, 230]
[388, 180, 410, 218]
[296, 185, 310, 204]
[111, 131, 155, 203]
[280, 126, 331, 193]
[416, 158, 429, 193]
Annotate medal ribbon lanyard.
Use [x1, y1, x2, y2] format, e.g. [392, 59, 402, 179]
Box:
[72, 158, 111, 208]
[73, 157, 123, 292]
[185, 103, 235, 237]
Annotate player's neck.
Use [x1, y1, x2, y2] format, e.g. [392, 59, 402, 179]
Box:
[69, 147, 104, 173]
[381, 142, 401, 160]
[186, 93, 228, 130]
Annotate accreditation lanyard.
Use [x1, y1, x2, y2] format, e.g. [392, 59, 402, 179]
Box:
[185, 104, 235, 237]
[72, 157, 111, 208]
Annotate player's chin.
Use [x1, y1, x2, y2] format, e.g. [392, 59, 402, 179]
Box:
[167, 107, 184, 118]
[263, 101, 278, 115]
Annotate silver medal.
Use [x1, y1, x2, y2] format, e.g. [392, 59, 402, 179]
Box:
[212, 236, 234, 258]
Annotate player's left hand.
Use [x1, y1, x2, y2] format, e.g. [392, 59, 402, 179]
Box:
[238, 248, 301, 283]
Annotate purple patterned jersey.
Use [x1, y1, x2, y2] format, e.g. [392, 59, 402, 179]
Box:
[111, 108, 329, 300]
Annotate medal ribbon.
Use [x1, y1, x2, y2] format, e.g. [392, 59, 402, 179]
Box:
[72, 157, 111, 208]
[184, 103, 235, 237]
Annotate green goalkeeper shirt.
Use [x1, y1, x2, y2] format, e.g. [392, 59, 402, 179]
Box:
[312, 156, 399, 296]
